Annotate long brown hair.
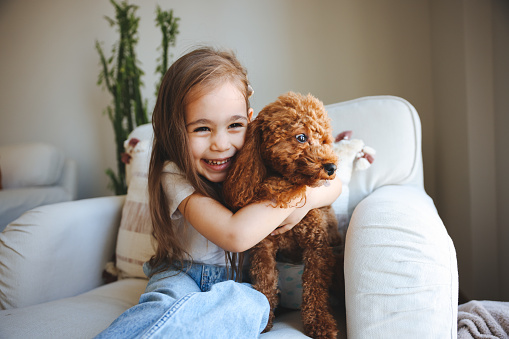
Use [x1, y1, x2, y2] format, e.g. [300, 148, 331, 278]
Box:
[148, 46, 252, 279]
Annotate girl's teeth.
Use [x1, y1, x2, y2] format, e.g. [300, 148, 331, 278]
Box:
[206, 159, 229, 165]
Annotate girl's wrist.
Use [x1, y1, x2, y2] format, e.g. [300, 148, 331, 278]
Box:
[306, 178, 340, 209]
[304, 185, 319, 210]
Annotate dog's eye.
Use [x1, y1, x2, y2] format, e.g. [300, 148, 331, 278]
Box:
[296, 134, 308, 143]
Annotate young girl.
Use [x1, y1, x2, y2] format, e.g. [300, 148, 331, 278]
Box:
[95, 47, 342, 338]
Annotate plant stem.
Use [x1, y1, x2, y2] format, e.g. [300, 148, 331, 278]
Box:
[97, 1, 179, 195]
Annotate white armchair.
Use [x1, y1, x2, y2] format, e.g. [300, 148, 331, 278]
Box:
[0, 96, 458, 338]
[0, 142, 77, 232]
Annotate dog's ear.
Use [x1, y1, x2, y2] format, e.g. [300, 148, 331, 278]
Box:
[223, 117, 266, 211]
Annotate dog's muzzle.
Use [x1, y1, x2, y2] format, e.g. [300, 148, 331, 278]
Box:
[323, 163, 337, 176]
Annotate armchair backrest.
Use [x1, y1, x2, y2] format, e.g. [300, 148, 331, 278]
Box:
[0, 143, 65, 189]
[0, 142, 77, 199]
[325, 96, 424, 215]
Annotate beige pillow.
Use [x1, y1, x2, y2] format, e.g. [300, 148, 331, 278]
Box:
[115, 137, 155, 278]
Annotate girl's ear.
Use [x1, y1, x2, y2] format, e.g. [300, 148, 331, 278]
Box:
[247, 108, 254, 122]
[224, 117, 266, 211]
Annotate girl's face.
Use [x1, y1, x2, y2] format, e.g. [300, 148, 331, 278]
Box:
[185, 81, 253, 183]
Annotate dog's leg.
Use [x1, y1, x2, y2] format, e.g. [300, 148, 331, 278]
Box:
[322, 206, 346, 307]
[297, 211, 338, 339]
[249, 237, 280, 332]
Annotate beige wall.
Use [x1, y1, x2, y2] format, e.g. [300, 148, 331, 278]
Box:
[0, 0, 507, 300]
[431, 0, 509, 301]
[493, 0, 509, 302]
[0, 0, 435, 199]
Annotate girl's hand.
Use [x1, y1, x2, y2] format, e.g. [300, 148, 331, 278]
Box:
[271, 203, 310, 236]
[271, 177, 343, 236]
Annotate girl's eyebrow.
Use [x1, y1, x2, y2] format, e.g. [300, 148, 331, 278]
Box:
[230, 115, 249, 122]
[186, 115, 248, 128]
[186, 118, 211, 128]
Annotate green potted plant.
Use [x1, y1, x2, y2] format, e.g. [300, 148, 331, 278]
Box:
[96, 0, 179, 195]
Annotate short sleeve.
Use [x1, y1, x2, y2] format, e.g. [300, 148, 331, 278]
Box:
[161, 162, 195, 219]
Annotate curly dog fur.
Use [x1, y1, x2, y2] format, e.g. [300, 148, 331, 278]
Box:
[224, 92, 342, 339]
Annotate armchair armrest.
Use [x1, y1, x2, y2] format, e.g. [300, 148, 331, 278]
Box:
[0, 195, 125, 309]
[344, 185, 458, 338]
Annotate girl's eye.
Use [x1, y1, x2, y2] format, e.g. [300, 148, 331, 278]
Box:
[229, 122, 244, 129]
[193, 126, 210, 132]
[296, 133, 307, 143]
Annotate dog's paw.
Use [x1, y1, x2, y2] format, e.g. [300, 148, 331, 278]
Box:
[303, 313, 338, 339]
[262, 311, 275, 333]
[304, 326, 338, 339]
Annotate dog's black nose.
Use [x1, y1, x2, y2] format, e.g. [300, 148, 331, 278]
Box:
[323, 163, 337, 176]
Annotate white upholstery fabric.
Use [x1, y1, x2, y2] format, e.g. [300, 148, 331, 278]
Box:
[0, 144, 77, 231]
[345, 185, 458, 338]
[0, 142, 65, 189]
[0, 196, 125, 309]
[0, 278, 146, 339]
[261, 308, 347, 339]
[326, 96, 423, 214]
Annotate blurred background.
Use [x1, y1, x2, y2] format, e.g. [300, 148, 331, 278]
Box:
[0, 0, 507, 302]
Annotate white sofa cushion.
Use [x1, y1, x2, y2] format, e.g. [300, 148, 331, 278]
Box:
[0, 278, 147, 339]
[0, 143, 64, 189]
[344, 185, 458, 338]
[0, 196, 124, 309]
[0, 277, 347, 339]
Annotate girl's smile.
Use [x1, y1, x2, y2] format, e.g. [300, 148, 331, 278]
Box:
[202, 157, 232, 172]
[185, 81, 253, 183]
[203, 157, 231, 166]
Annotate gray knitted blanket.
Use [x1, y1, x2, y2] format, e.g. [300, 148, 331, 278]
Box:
[458, 300, 509, 339]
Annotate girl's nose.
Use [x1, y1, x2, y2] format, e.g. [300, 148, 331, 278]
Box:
[210, 131, 231, 151]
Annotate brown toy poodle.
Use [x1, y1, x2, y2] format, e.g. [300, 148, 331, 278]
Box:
[224, 92, 342, 339]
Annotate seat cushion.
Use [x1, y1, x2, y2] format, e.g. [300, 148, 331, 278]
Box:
[0, 277, 347, 339]
[0, 278, 147, 339]
[260, 307, 347, 339]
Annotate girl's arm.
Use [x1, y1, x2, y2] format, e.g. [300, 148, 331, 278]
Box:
[179, 175, 342, 252]
[306, 174, 343, 209]
[272, 175, 342, 235]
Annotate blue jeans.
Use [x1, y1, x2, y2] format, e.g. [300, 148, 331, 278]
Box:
[95, 262, 270, 339]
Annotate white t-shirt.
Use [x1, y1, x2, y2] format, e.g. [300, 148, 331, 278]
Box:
[161, 161, 228, 266]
